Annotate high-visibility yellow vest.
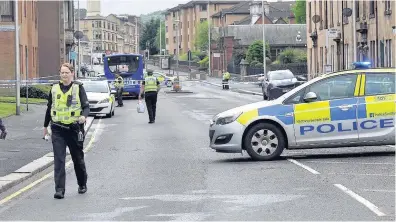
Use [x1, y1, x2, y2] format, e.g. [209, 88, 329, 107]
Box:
[144, 76, 157, 92]
[114, 76, 124, 88]
[223, 72, 230, 80]
[50, 83, 82, 125]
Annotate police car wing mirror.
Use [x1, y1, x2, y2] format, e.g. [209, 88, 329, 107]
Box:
[303, 92, 317, 102]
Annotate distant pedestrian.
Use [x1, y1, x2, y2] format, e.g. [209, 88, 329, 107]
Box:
[222, 69, 230, 90]
[139, 69, 160, 124]
[0, 118, 7, 140]
[43, 63, 90, 199]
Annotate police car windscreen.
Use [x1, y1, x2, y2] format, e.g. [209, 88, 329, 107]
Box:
[83, 82, 109, 93]
[107, 55, 139, 75]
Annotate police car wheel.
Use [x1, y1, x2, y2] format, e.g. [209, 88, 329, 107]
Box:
[244, 123, 285, 161]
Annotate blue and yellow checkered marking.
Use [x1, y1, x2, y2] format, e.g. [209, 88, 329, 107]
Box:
[358, 94, 395, 119]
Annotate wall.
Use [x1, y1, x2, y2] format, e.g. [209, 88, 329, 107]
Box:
[0, 0, 38, 80]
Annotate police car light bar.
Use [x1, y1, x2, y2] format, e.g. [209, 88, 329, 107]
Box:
[353, 61, 371, 69]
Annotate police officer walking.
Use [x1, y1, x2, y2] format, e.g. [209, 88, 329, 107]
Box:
[139, 69, 160, 124]
[114, 74, 124, 107]
[43, 63, 90, 199]
[0, 118, 7, 139]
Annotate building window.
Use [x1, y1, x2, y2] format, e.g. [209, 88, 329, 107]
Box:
[319, 1, 323, 29]
[0, 1, 14, 22]
[385, 0, 391, 12]
[324, 0, 328, 29]
[385, 39, 392, 67]
[200, 18, 207, 23]
[308, 2, 311, 32]
[166, 38, 169, 44]
[330, 1, 333, 27]
[356, 0, 360, 19]
[166, 26, 168, 32]
[200, 4, 207, 11]
[369, 0, 375, 17]
[173, 37, 176, 43]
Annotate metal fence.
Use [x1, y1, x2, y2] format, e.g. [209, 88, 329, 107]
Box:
[227, 62, 308, 77]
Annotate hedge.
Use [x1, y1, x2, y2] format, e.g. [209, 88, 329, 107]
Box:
[20, 85, 51, 99]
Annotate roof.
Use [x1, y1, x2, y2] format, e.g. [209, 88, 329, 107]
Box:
[165, 0, 242, 14]
[222, 24, 307, 46]
[212, 1, 251, 17]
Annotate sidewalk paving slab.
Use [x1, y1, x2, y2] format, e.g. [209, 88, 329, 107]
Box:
[0, 104, 94, 194]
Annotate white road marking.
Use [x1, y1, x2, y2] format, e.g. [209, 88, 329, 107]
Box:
[305, 160, 395, 165]
[287, 159, 320, 175]
[334, 184, 386, 217]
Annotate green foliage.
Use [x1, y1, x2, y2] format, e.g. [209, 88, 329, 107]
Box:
[246, 40, 270, 65]
[140, 10, 165, 24]
[155, 21, 166, 54]
[277, 48, 307, 64]
[140, 18, 160, 55]
[291, 0, 306, 24]
[198, 56, 209, 68]
[194, 20, 212, 52]
[20, 85, 51, 99]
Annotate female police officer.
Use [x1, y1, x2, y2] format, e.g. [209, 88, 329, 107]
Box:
[43, 63, 90, 199]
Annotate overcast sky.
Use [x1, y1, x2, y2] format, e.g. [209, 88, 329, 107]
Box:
[77, 0, 289, 16]
[77, 0, 188, 16]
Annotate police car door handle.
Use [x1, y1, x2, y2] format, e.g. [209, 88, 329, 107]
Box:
[338, 104, 353, 111]
[285, 112, 293, 117]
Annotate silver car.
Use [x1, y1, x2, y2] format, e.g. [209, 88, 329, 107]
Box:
[209, 67, 395, 161]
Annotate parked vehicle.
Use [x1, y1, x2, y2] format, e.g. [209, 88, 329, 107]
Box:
[261, 70, 306, 100]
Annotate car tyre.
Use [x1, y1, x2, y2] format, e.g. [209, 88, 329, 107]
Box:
[243, 122, 285, 161]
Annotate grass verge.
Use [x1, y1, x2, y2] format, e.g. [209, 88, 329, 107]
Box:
[0, 96, 47, 104]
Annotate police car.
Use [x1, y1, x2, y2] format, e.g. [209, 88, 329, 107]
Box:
[81, 79, 116, 118]
[209, 62, 395, 161]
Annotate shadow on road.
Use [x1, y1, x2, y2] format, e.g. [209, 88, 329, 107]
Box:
[212, 150, 395, 164]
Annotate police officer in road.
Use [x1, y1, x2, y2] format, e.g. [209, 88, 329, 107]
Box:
[43, 63, 90, 199]
[114, 74, 124, 107]
[222, 70, 230, 90]
[139, 69, 160, 124]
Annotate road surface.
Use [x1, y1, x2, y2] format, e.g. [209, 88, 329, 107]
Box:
[0, 82, 394, 221]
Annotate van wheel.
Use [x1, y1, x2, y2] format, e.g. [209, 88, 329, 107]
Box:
[243, 123, 285, 161]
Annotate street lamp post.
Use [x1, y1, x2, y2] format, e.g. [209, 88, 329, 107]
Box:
[174, 20, 180, 81]
[207, 0, 211, 77]
[14, 0, 20, 115]
[261, 0, 266, 75]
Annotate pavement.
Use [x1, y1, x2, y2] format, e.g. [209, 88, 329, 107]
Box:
[0, 82, 394, 220]
[0, 104, 95, 194]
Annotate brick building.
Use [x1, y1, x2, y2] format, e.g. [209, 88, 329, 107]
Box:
[0, 1, 38, 80]
[307, 0, 395, 78]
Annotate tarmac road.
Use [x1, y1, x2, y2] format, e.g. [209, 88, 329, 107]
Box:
[0, 82, 394, 221]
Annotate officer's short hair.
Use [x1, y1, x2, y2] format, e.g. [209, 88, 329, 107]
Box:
[147, 69, 153, 75]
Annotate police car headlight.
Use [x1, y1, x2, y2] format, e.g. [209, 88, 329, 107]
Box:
[99, 98, 110, 104]
[215, 111, 242, 125]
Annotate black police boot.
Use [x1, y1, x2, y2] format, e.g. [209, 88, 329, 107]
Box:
[54, 190, 65, 199]
[78, 185, 87, 194]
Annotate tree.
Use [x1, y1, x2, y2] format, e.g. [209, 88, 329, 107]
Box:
[139, 18, 160, 55]
[194, 20, 212, 52]
[155, 21, 166, 54]
[245, 40, 270, 64]
[291, 0, 306, 24]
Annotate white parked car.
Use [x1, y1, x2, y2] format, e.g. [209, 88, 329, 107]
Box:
[81, 80, 116, 118]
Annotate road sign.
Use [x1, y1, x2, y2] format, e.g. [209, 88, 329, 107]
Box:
[213, 53, 221, 58]
[327, 28, 338, 38]
[74, 31, 84, 40]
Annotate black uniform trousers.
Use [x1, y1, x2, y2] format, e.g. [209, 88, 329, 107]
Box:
[116, 87, 124, 106]
[144, 91, 158, 122]
[0, 118, 5, 131]
[51, 123, 87, 192]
